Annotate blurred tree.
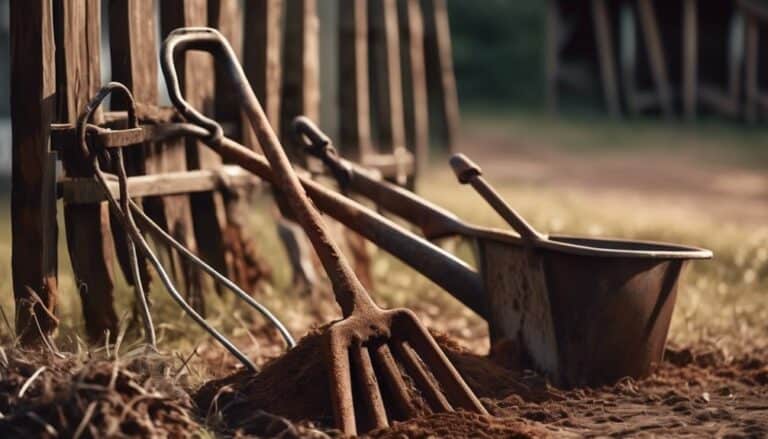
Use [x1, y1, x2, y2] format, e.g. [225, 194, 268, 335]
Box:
[447, 0, 546, 110]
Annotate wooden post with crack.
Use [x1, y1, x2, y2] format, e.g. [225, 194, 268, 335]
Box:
[55, 0, 121, 343]
[210, 0, 272, 292]
[161, 0, 229, 314]
[110, 0, 204, 308]
[9, 0, 60, 344]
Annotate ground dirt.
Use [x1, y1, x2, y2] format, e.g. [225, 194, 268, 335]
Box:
[2, 335, 766, 438]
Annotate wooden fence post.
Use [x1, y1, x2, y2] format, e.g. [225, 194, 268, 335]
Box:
[244, 0, 284, 150]
[281, 0, 320, 163]
[422, 0, 460, 152]
[55, 0, 120, 343]
[369, 0, 407, 177]
[398, 0, 429, 180]
[338, 0, 373, 159]
[162, 0, 228, 313]
[210, 0, 272, 291]
[111, 0, 204, 303]
[10, 0, 59, 344]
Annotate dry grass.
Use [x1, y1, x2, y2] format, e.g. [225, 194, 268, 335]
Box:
[0, 115, 766, 436]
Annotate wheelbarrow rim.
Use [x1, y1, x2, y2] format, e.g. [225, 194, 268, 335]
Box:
[465, 226, 714, 260]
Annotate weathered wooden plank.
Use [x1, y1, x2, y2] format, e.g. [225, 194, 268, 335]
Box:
[398, 0, 429, 180]
[422, 0, 460, 151]
[277, 0, 322, 292]
[10, 0, 58, 344]
[60, 166, 259, 204]
[243, 0, 283, 150]
[110, 0, 202, 298]
[54, 0, 119, 343]
[209, 0, 244, 138]
[369, 0, 407, 168]
[636, 0, 673, 120]
[210, 0, 273, 292]
[108, 0, 153, 293]
[162, 0, 228, 312]
[281, 0, 320, 164]
[591, 0, 622, 119]
[338, 0, 373, 159]
[209, 0, 268, 291]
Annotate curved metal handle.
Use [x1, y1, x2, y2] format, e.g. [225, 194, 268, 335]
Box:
[160, 27, 227, 144]
[161, 27, 375, 317]
[291, 116, 352, 187]
[450, 153, 546, 243]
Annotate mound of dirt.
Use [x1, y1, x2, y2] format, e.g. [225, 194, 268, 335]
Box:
[0, 348, 200, 438]
[196, 330, 335, 429]
[195, 330, 557, 437]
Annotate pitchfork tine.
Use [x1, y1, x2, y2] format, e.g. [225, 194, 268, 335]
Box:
[393, 341, 453, 413]
[373, 344, 419, 419]
[350, 344, 389, 431]
[328, 335, 357, 435]
[408, 322, 488, 413]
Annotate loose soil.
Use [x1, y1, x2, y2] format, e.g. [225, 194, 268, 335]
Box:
[188, 331, 768, 437]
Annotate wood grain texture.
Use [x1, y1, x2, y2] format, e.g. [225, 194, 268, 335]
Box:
[369, 0, 406, 160]
[243, 0, 283, 151]
[111, 0, 203, 298]
[422, 0, 460, 151]
[338, 0, 373, 158]
[210, 0, 271, 292]
[281, 0, 319, 164]
[10, 0, 59, 344]
[55, 0, 120, 343]
[398, 0, 429, 179]
[162, 0, 228, 312]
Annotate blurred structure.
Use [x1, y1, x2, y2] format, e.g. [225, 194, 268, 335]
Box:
[1, 0, 10, 176]
[545, 0, 768, 121]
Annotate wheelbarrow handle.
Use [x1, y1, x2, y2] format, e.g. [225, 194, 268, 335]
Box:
[450, 153, 546, 243]
[291, 117, 472, 241]
[291, 116, 353, 187]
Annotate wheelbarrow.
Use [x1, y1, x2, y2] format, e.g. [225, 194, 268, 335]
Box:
[157, 34, 712, 387]
[289, 117, 714, 387]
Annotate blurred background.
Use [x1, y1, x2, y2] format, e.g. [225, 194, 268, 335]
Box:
[0, 0, 766, 353]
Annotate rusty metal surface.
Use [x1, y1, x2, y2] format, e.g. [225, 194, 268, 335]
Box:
[161, 27, 488, 435]
[455, 152, 703, 386]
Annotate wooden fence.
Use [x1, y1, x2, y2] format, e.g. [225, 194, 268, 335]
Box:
[9, 0, 459, 345]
